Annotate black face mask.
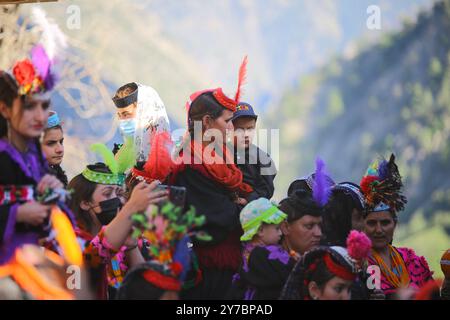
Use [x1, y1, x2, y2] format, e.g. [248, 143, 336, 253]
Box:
[94, 197, 122, 226]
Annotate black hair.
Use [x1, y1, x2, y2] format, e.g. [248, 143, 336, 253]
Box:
[322, 187, 363, 246]
[280, 248, 354, 300]
[304, 258, 335, 294]
[0, 71, 19, 137]
[279, 189, 323, 223]
[67, 163, 111, 231]
[43, 125, 67, 186]
[116, 264, 166, 300]
[188, 92, 226, 136]
[49, 164, 69, 188]
[287, 179, 311, 196]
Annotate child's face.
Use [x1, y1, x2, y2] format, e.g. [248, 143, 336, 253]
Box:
[1, 97, 49, 139]
[42, 127, 64, 165]
[233, 117, 256, 149]
[258, 223, 282, 245]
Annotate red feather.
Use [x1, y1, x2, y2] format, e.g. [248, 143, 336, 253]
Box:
[360, 175, 379, 196]
[234, 55, 248, 103]
[144, 131, 174, 182]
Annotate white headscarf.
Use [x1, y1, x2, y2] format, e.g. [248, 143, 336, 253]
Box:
[133, 84, 170, 163]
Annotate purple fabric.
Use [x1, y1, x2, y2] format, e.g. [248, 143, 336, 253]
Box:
[242, 242, 257, 272]
[0, 140, 53, 264]
[237, 244, 291, 300]
[0, 231, 39, 265]
[266, 245, 291, 265]
[0, 203, 41, 265]
[244, 288, 256, 300]
[3, 203, 19, 244]
[0, 139, 48, 183]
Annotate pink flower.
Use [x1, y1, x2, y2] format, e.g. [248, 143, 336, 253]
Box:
[346, 230, 372, 261]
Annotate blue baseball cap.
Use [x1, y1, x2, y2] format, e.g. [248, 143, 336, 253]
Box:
[232, 102, 258, 121]
[47, 111, 61, 129]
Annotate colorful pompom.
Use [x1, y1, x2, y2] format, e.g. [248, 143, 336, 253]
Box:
[346, 230, 372, 261]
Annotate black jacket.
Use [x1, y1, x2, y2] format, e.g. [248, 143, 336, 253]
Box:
[234, 144, 276, 201]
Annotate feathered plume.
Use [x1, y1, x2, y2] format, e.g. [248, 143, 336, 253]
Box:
[144, 131, 175, 182]
[131, 203, 210, 280]
[312, 157, 332, 207]
[234, 55, 248, 103]
[31, 7, 67, 61]
[31, 45, 54, 91]
[115, 136, 136, 174]
[377, 159, 389, 180]
[172, 235, 192, 281]
[360, 153, 407, 212]
[90, 143, 118, 174]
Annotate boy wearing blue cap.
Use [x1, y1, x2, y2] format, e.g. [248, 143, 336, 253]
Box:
[232, 102, 277, 201]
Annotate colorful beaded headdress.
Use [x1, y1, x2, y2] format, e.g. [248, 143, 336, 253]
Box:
[131, 202, 211, 291]
[10, 8, 66, 98]
[359, 153, 407, 214]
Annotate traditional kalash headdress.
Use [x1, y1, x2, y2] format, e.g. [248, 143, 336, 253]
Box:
[332, 182, 365, 211]
[287, 171, 336, 197]
[185, 55, 248, 126]
[129, 203, 211, 292]
[11, 45, 54, 98]
[359, 153, 407, 215]
[280, 231, 372, 300]
[82, 137, 136, 185]
[10, 8, 66, 99]
[112, 82, 171, 163]
[113, 82, 173, 184]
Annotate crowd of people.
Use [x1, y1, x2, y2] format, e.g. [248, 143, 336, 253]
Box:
[0, 41, 449, 300]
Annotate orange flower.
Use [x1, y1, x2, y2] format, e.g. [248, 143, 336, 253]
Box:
[13, 59, 36, 86]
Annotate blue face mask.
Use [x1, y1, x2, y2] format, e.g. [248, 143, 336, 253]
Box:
[118, 118, 136, 137]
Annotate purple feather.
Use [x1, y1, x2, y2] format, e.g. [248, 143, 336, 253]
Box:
[313, 157, 332, 207]
[31, 45, 54, 91]
[378, 159, 389, 180]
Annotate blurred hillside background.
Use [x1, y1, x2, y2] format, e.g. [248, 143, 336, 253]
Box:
[0, 0, 448, 278]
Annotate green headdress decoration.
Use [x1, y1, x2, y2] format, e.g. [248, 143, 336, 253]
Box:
[131, 202, 211, 287]
[82, 137, 136, 185]
[131, 202, 211, 262]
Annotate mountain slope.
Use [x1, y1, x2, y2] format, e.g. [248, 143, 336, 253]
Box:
[269, 0, 450, 277]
